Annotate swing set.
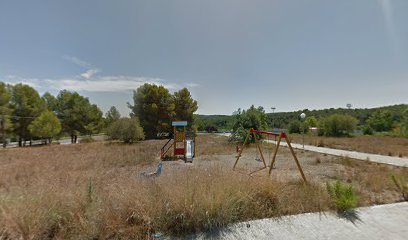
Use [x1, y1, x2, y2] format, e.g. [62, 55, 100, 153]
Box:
[233, 128, 307, 182]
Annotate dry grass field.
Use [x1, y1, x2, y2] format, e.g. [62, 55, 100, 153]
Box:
[289, 134, 408, 158]
[0, 134, 407, 239]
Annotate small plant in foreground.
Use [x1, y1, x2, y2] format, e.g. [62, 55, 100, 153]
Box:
[391, 175, 408, 201]
[317, 139, 325, 147]
[326, 181, 359, 212]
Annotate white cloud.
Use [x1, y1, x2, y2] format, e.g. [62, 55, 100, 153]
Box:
[185, 82, 200, 88]
[63, 55, 101, 79]
[4, 75, 176, 92]
[62, 55, 92, 68]
[46, 76, 168, 92]
[380, 0, 400, 51]
[81, 68, 100, 79]
[3, 56, 195, 93]
[3, 76, 41, 89]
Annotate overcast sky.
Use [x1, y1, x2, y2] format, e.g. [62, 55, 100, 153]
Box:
[1, 0, 407, 116]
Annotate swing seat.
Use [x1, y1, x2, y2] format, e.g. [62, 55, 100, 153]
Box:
[141, 162, 163, 177]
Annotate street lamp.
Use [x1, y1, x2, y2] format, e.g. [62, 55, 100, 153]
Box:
[300, 112, 306, 150]
[271, 107, 276, 129]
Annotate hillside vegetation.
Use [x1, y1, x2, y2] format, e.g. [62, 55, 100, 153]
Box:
[195, 104, 408, 136]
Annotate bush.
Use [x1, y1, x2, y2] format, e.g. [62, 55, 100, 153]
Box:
[204, 125, 218, 133]
[79, 136, 95, 143]
[326, 181, 359, 212]
[367, 110, 393, 132]
[107, 118, 145, 143]
[321, 114, 358, 136]
[362, 125, 374, 135]
[288, 120, 302, 134]
[232, 105, 268, 142]
[304, 116, 318, 129]
[391, 175, 408, 201]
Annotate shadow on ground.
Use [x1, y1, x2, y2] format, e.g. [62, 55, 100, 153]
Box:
[337, 209, 362, 225]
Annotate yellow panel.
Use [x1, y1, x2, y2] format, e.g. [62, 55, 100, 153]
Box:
[175, 132, 185, 141]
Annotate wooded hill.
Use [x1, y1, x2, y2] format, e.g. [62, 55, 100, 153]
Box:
[195, 104, 408, 132]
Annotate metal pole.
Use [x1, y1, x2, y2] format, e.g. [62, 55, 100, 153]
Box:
[302, 126, 305, 150]
[271, 107, 276, 129]
[300, 112, 306, 151]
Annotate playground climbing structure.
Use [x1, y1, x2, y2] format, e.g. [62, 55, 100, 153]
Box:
[160, 121, 196, 162]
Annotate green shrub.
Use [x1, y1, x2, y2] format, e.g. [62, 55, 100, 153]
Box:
[107, 117, 145, 143]
[326, 181, 359, 212]
[367, 110, 393, 132]
[204, 125, 218, 133]
[232, 105, 268, 142]
[288, 120, 302, 134]
[401, 122, 408, 138]
[391, 175, 408, 201]
[362, 125, 374, 135]
[321, 114, 358, 137]
[304, 116, 318, 129]
[79, 136, 95, 143]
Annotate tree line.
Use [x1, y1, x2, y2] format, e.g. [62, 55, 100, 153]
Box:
[104, 83, 198, 142]
[0, 81, 199, 147]
[196, 104, 408, 138]
[128, 83, 198, 139]
[0, 82, 104, 147]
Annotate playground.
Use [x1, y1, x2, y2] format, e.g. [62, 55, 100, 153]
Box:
[0, 133, 407, 238]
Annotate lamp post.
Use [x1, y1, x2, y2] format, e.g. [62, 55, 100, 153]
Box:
[271, 107, 276, 129]
[300, 112, 306, 150]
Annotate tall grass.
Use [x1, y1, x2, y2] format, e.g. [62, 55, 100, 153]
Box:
[326, 181, 359, 212]
[0, 140, 332, 238]
[391, 175, 408, 201]
[0, 135, 405, 238]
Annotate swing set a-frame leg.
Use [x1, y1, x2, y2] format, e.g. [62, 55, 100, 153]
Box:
[233, 129, 251, 170]
[253, 131, 267, 168]
[268, 134, 282, 175]
[286, 136, 307, 183]
[268, 133, 307, 183]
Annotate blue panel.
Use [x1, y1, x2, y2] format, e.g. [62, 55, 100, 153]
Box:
[172, 121, 188, 126]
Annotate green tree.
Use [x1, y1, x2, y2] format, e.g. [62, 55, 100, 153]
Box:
[321, 114, 358, 137]
[304, 116, 318, 129]
[401, 108, 408, 137]
[129, 83, 175, 139]
[367, 110, 393, 132]
[28, 110, 61, 144]
[232, 105, 268, 141]
[56, 90, 103, 143]
[107, 117, 145, 143]
[0, 82, 12, 147]
[105, 106, 121, 126]
[42, 92, 58, 111]
[10, 83, 46, 146]
[84, 104, 104, 136]
[173, 88, 198, 124]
